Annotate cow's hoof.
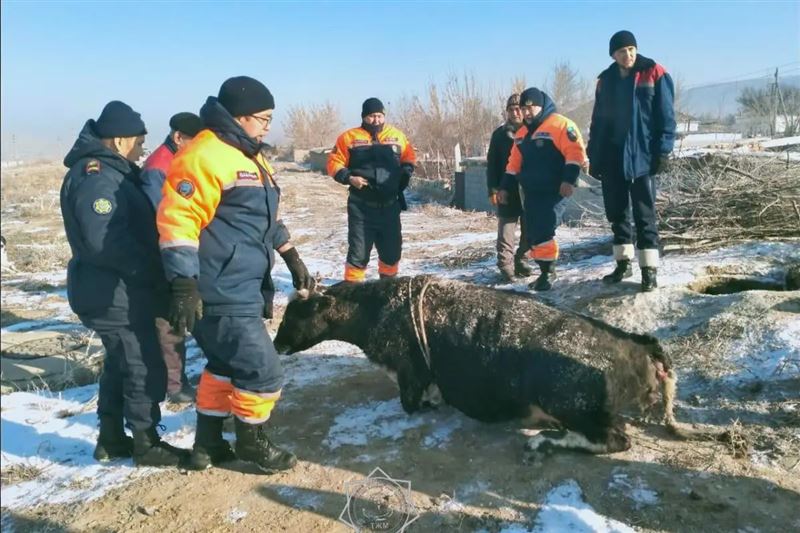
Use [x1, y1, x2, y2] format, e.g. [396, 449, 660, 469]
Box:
[607, 429, 632, 452]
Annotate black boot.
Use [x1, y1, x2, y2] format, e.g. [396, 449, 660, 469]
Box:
[132, 426, 191, 467]
[529, 261, 557, 291]
[641, 267, 658, 292]
[93, 415, 134, 462]
[602, 260, 633, 284]
[234, 418, 297, 474]
[514, 257, 534, 277]
[190, 414, 236, 470]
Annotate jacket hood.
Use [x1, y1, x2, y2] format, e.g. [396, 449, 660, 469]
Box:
[524, 92, 558, 133]
[63, 120, 135, 173]
[600, 54, 656, 80]
[200, 96, 261, 158]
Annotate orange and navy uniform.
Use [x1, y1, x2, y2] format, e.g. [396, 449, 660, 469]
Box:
[327, 124, 416, 202]
[327, 124, 416, 281]
[157, 96, 289, 423]
[502, 94, 587, 262]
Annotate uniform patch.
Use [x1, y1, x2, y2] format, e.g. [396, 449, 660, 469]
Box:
[351, 139, 370, 146]
[236, 170, 259, 181]
[176, 180, 195, 198]
[85, 160, 101, 175]
[566, 126, 579, 142]
[92, 198, 113, 215]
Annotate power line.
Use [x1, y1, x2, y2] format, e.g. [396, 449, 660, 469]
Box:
[684, 61, 800, 90]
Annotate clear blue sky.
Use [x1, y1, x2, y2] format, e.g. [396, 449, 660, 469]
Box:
[2, 0, 798, 160]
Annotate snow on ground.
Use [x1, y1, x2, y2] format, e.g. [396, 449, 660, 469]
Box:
[1, 189, 798, 528]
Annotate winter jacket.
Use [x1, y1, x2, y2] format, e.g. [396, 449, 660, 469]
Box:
[486, 123, 523, 218]
[587, 54, 676, 180]
[157, 97, 289, 316]
[60, 122, 166, 326]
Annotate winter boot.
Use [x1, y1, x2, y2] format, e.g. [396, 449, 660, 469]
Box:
[530, 261, 557, 292]
[189, 414, 236, 470]
[234, 418, 297, 474]
[132, 426, 191, 467]
[602, 260, 633, 284]
[641, 267, 658, 292]
[514, 256, 534, 277]
[498, 265, 516, 283]
[93, 415, 134, 462]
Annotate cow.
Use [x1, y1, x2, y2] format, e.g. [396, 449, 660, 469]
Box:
[273, 275, 688, 454]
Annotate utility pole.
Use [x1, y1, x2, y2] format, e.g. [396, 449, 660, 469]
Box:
[769, 68, 779, 137]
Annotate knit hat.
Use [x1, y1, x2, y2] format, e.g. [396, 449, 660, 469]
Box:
[218, 76, 275, 117]
[609, 30, 637, 56]
[93, 101, 147, 138]
[519, 87, 544, 107]
[506, 93, 520, 108]
[169, 112, 204, 137]
[361, 97, 385, 117]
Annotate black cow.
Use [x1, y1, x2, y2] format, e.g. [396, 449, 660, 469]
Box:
[274, 275, 685, 454]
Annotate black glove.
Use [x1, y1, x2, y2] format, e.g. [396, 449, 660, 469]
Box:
[280, 247, 315, 291]
[651, 155, 669, 175]
[399, 163, 414, 192]
[261, 275, 275, 319]
[168, 277, 202, 335]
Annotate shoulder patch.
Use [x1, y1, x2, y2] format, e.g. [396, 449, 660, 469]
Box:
[85, 160, 101, 175]
[176, 180, 195, 199]
[92, 198, 113, 215]
[566, 126, 579, 142]
[236, 170, 260, 181]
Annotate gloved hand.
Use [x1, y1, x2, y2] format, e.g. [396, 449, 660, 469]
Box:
[168, 277, 202, 335]
[261, 275, 275, 320]
[588, 164, 604, 181]
[280, 247, 315, 292]
[399, 163, 414, 191]
[651, 155, 670, 175]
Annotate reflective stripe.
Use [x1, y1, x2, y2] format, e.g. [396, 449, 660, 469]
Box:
[222, 179, 266, 191]
[530, 239, 559, 261]
[197, 408, 231, 417]
[345, 263, 367, 282]
[565, 161, 582, 166]
[613, 244, 635, 261]
[638, 248, 660, 267]
[230, 388, 280, 423]
[378, 260, 399, 276]
[159, 239, 199, 250]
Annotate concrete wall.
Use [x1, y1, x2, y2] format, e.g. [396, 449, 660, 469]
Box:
[456, 156, 604, 223]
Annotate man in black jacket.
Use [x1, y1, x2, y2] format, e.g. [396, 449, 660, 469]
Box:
[60, 101, 189, 467]
[486, 93, 533, 282]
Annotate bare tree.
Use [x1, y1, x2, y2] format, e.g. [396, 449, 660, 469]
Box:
[284, 102, 343, 149]
[546, 61, 591, 115]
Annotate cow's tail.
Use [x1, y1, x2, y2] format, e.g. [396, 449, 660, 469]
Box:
[661, 369, 724, 441]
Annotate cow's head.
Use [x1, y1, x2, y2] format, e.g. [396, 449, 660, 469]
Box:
[273, 291, 335, 354]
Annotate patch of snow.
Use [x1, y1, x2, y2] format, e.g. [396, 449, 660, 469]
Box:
[274, 486, 324, 510]
[226, 508, 247, 524]
[608, 469, 659, 508]
[323, 400, 427, 449]
[531, 480, 636, 533]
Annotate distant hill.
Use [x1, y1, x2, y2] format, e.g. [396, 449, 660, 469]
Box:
[682, 74, 800, 118]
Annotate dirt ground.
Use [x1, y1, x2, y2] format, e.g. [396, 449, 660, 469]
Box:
[2, 162, 799, 532]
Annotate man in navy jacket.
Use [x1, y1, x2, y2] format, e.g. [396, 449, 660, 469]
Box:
[587, 30, 676, 292]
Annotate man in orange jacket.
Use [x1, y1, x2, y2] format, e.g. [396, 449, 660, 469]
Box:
[327, 98, 416, 282]
[158, 76, 314, 474]
[498, 87, 587, 291]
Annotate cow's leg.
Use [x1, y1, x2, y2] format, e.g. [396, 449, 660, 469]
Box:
[525, 424, 631, 455]
[520, 404, 563, 430]
[397, 363, 426, 414]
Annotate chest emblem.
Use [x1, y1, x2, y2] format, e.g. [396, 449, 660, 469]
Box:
[92, 198, 113, 215]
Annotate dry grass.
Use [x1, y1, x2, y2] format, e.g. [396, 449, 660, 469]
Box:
[0, 461, 47, 485]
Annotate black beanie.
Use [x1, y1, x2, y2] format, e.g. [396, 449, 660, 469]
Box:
[169, 112, 204, 137]
[361, 97, 385, 117]
[609, 30, 637, 56]
[93, 101, 147, 138]
[218, 76, 275, 117]
[519, 87, 544, 107]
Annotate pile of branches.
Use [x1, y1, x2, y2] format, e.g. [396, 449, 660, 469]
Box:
[658, 153, 800, 252]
